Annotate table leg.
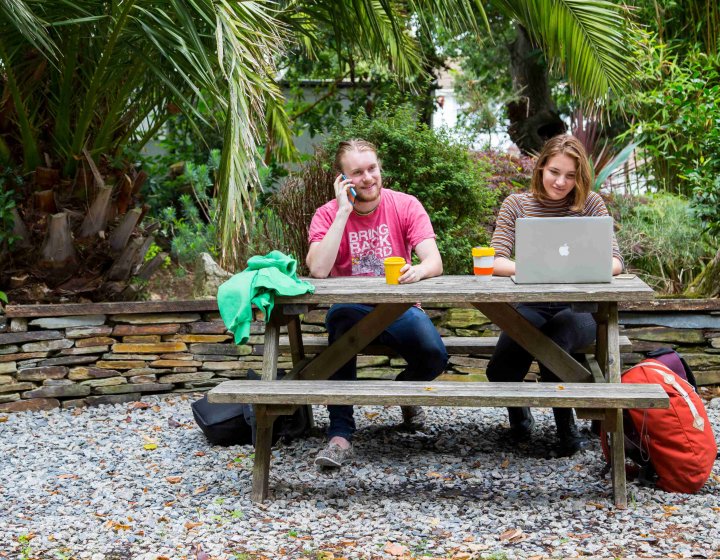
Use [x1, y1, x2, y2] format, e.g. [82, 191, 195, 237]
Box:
[605, 303, 627, 508]
[474, 302, 592, 383]
[251, 405, 273, 503]
[287, 314, 314, 429]
[251, 318, 282, 502]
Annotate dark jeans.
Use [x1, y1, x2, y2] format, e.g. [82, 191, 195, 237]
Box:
[485, 303, 596, 427]
[325, 304, 448, 441]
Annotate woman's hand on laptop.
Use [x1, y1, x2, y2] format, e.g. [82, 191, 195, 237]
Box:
[612, 257, 623, 276]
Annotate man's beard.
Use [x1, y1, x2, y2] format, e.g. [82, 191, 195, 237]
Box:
[354, 184, 381, 203]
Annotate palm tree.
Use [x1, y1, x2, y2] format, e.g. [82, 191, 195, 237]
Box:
[0, 0, 636, 300]
[1, 0, 290, 299]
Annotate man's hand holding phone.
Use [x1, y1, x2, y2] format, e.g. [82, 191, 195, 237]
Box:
[341, 174, 356, 205]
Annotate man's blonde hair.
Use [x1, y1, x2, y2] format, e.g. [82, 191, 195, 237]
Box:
[334, 139, 380, 172]
[531, 135, 591, 211]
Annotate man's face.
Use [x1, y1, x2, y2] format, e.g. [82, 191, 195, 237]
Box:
[340, 150, 382, 204]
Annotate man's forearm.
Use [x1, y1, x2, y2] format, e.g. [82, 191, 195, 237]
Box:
[306, 208, 352, 278]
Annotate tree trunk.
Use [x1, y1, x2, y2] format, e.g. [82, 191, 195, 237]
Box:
[11, 208, 31, 248]
[40, 212, 77, 269]
[506, 24, 566, 154]
[687, 247, 720, 298]
[79, 184, 113, 238]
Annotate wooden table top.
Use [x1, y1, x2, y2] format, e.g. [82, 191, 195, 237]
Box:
[276, 275, 655, 305]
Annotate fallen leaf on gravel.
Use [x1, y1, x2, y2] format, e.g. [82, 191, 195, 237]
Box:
[501, 458, 510, 469]
[0, 416, 8, 422]
[152, 405, 161, 412]
[452, 553, 472, 559]
[106, 521, 131, 532]
[663, 505, 678, 513]
[364, 412, 380, 420]
[384, 542, 409, 556]
[315, 552, 335, 560]
[585, 501, 605, 508]
[194, 451, 206, 457]
[499, 528, 525, 542]
[167, 417, 182, 428]
[185, 521, 203, 530]
[166, 476, 182, 484]
[143, 443, 157, 450]
[427, 471, 444, 478]
[57, 474, 78, 479]
[192, 485, 208, 495]
[129, 402, 150, 410]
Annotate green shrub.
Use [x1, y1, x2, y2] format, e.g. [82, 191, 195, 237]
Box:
[616, 35, 720, 198]
[608, 192, 715, 294]
[319, 104, 498, 274]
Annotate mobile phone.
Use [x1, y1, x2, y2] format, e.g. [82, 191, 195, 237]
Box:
[341, 174, 356, 205]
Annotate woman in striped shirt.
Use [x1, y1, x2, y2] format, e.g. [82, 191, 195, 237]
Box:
[487, 134, 623, 456]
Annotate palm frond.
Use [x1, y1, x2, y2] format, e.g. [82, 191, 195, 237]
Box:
[493, 0, 636, 103]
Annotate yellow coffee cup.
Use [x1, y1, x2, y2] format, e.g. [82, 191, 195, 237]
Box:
[383, 256, 406, 284]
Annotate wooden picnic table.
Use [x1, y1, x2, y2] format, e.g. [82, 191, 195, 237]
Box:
[210, 275, 664, 506]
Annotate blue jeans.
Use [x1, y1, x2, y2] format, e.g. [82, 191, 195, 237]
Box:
[325, 304, 448, 441]
[485, 303, 596, 425]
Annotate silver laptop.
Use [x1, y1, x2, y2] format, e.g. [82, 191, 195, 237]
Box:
[513, 216, 613, 283]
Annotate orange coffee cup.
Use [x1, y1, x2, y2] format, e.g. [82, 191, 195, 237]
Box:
[383, 256, 406, 284]
[472, 247, 495, 280]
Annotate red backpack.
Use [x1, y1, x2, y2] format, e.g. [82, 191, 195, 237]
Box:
[601, 348, 718, 493]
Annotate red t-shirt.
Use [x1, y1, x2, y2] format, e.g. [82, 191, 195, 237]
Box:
[308, 189, 436, 277]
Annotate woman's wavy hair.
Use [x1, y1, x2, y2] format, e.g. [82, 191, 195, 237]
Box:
[531, 135, 591, 211]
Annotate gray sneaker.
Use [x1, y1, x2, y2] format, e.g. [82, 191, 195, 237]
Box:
[314, 442, 354, 468]
[400, 405, 426, 430]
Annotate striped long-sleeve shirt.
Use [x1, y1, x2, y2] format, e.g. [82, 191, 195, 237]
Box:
[491, 192, 623, 267]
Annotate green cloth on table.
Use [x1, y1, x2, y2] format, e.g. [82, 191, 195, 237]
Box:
[217, 250, 316, 344]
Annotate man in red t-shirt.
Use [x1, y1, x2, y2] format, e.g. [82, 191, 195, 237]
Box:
[307, 139, 448, 468]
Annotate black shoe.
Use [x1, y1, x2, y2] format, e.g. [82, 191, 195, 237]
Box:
[508, 407, 535, 441]
[553, 408, 590, 457]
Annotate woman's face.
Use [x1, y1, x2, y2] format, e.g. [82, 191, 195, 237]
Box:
[541, 153, 577, 201]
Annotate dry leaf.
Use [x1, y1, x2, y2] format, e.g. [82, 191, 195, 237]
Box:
[427, 471, 444, 478]
[152, 405, 161, 412]
[0, 416, 8, 423]
[128, 402, 150, 410]
[364, 412, 380, 420]
[194, 451, 206, 457]
[499, 528, 524, 542]
[316, 552, 335, 560]
[166, 476, 182, 484]
[424, 386, 436, 391]
[501, 458, 510, 469]
[452, 553, 472, 560]
[57, 474, 78, 479]
[184, 521, 203, 530]
[192, 485, 208, 495]
[384, 542, 409, 556]
[143, 443, 157, 450]
[663, 505, 678, 513]
[167, 418, 182, 428]
[106, 521, 131, 532]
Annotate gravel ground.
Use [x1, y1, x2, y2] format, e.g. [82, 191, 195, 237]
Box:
[1, 394, 719, 559]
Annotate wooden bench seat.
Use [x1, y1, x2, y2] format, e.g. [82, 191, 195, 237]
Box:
[209, 379, 667, 410]
[279, 335, 632, 356]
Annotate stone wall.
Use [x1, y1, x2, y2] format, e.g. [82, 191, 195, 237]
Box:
[0, 299, 718, 413]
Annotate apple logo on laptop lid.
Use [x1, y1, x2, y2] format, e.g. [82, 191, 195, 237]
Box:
[558, 243, 570, 257]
